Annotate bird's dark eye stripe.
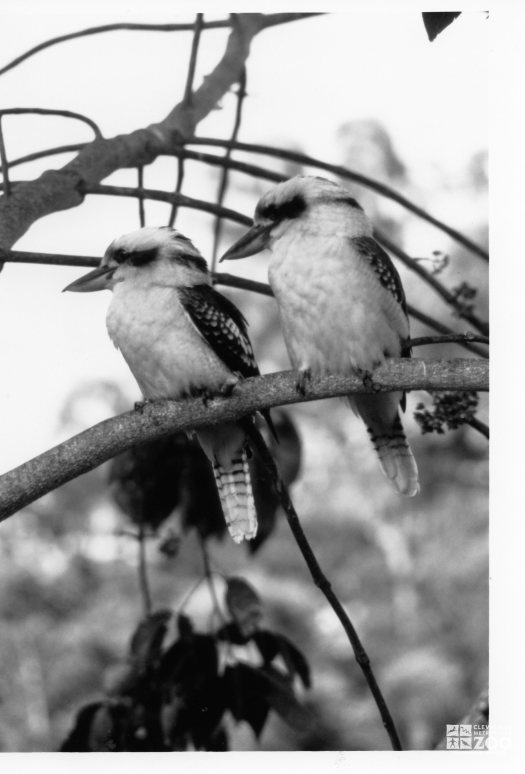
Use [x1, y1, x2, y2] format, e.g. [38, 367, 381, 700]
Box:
[175, 252, 209, 273]
[339, 195, 363, 210]
[257, 194, 306, 223]
[129, 247, 158, 266]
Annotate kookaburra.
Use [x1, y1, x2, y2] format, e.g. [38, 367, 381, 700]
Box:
[64, 226, 268, 543]
[221, 175, 419, 497]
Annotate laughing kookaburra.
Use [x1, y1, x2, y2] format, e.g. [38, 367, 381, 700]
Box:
[221, 175, 419, 497]
[64, 226, 268, 543]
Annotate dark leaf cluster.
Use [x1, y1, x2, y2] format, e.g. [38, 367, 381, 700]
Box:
[108, 410, 301, 552]
[451, 281, 478, 318]
[414, 391, 479, 434]
[60, 580, 310, 751]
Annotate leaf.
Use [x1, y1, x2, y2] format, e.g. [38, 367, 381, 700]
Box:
[87, 702, 128, 752]
[159, 633, 219, 695]
[206, 725, 229, 751]
[253, 629, 311, 689]
[274, 634, 311, 689]
[422, 12, 461, 42]
[256, 665, 311, 730]
[129, 609, 172, 673]
[225, 576, 263, 636]
[60, 701, 103, 751]
[223, 664, 270, 738]
[108, 434, 189, 529]
[216, 621, 251, 645]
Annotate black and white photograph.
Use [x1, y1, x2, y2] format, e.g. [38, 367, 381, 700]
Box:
[0, 0, 518, 766]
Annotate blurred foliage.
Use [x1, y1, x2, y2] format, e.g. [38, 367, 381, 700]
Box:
[60, 583, 311, 751]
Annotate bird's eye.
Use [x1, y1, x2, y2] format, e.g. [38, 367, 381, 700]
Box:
[113, 247, 127, 264]
[258, 194, 306, 223]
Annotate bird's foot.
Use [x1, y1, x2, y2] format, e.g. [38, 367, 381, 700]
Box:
[296, 367, 312, 396]
[357, 368, 381, 393]
[194, 381, 237, 407]
[134, 399, 152, 413]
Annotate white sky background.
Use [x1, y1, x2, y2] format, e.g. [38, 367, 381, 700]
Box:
[0, 4, 489, 470]
[1, 2, 525, 770]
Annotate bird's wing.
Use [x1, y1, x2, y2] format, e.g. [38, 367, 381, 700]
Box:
[178, 284, 260, 378]
[351, 235, 410, 411]
[350, 236, 408, 317]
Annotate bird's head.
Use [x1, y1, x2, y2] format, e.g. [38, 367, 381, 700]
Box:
[220, 175, 368, 262]
[63, 227, 209, 293]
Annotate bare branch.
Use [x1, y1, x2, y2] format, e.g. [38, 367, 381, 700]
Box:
[211, 65, 248, 270]
[0, 108, 102, 139]
[0, 359, 489, 524]
[167, 13, 204, 228]
[189, 138, 488, 262]
[245, 423, 402, 750]
[81, 183, 251, 225]
[0, 14, 268, 251]
[378, 232, 489, 335]
[409, 333, 489, 348]
[0, 13, 321, 79]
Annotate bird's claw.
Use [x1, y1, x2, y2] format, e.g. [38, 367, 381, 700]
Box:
[134, 399, 151, 413]
[358, 368, 381, 392]
[296, 368, 312, 396]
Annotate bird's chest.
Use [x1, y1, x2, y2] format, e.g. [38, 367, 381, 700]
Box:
[106, 283, 229, 398]
[268, 237, 401, 373]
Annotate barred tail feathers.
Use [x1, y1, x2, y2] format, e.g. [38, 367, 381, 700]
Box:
[351, 392, 419, 497]
[212, 449, 257, 543]
[367, 414, 419, 496]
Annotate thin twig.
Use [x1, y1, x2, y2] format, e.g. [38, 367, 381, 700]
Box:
[199, 535, 227, 626]
[466, 416, 489, 439]
[0, 117, 11, 197]
[138, 521, 152, 616]
[378, 233, 489, 336]
[189, 137, 488, 262]
[136, 166, 146, 227]
[168, 13, 204, 228]
[0, 14, 321, 77]
[81, 183, 251, 225]
[243, 422, 403, 750]
[211, 65, 247, 271]
[409, 333, 489, 349]
[0, 107, 102, 139]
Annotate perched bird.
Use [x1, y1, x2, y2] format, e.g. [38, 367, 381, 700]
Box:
[64, 226, 268, 543]
[221, 175, 419, 496]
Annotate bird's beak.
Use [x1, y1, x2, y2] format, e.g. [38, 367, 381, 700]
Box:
[220, 223, 272, 262]
[62, 265, 114, 293]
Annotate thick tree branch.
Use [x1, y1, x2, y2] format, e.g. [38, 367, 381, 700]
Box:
[0, 360, 488, 524]
[0, 14, 274, 251]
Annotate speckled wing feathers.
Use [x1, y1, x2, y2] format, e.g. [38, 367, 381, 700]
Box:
[350, 236, 408, 315]
[178, 284, 260, 379]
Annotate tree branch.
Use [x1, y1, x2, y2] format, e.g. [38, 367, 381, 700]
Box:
[0, 360, 488, 524]
[245, 423, 403, 750]
[189, 138, 489, 262]
[0, 14, 273, 251]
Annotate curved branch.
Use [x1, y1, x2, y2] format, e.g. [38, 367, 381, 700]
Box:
[81, 183, 251, 225]
[189, 138, 489, 262]
[0, 14, 321, 78]
[0, 14, 269, 251]
[0, 359, 489, 523]
[0, 108, 102, 139]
